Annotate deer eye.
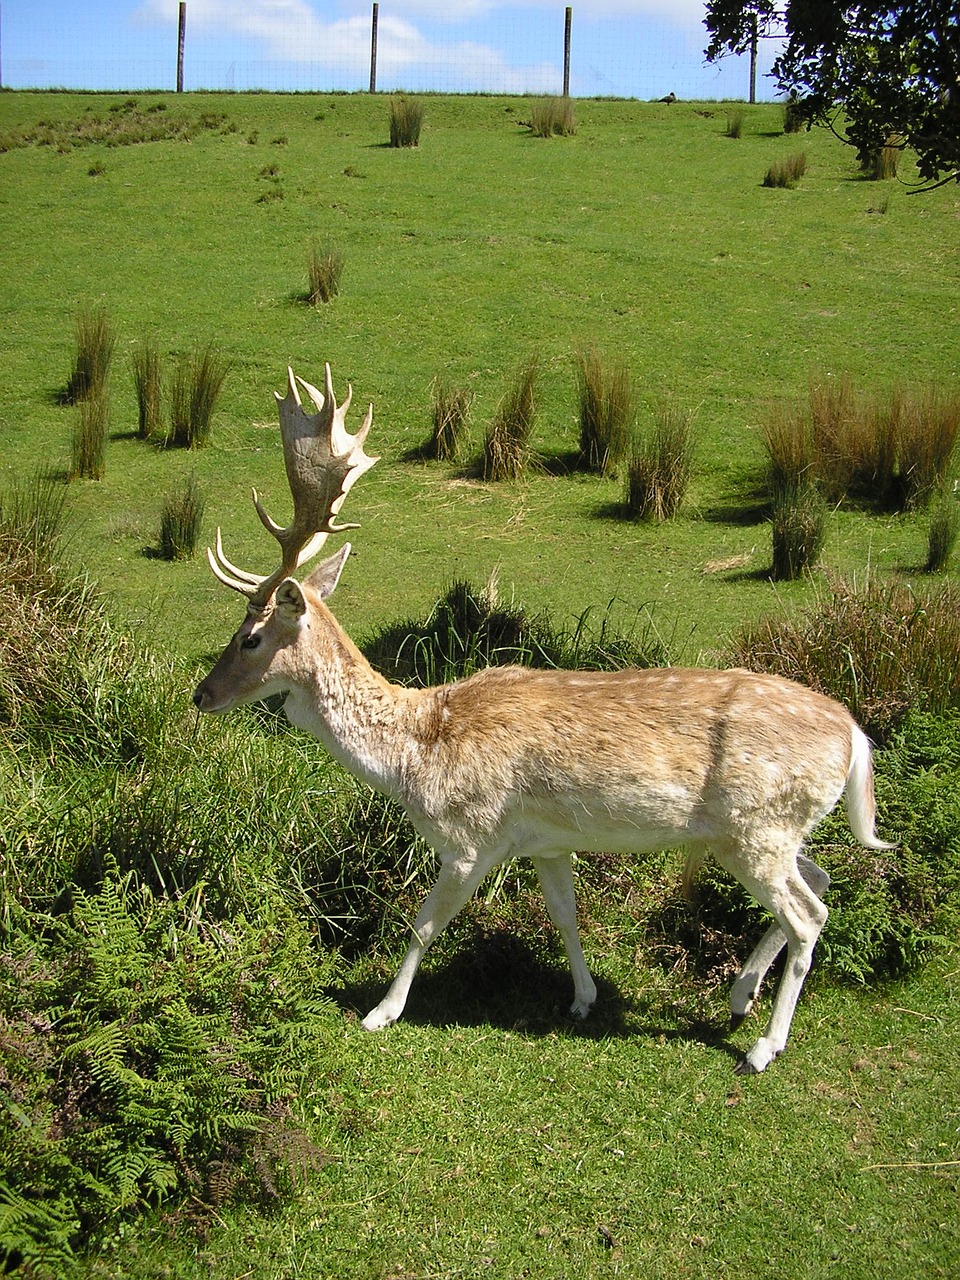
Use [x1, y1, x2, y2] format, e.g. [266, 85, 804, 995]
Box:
[240, 633, 262, 652]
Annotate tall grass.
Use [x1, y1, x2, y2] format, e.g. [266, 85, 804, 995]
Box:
[363, 577, 669, 688]
[725, 108, 744, 139]
[624, 405, 695, 521]
[925, 486, 960, 573]
[389, 96, 423, 148]
[528, 97, 576, 137]
[762, 379, 960, 511]
[62, 302, 114, 404]
[481, 355, 539, 481]
[306, 240, 344, 305]
[167, 342, 228, 448]
[861, 138, 901, 180]
[731, 574, 960, 742]
[158, 473, 204, 560]
[574, 345, 635, 475]
[770, 479, 826, 580]
[426, 377, 471, 461]
[762, 153, 807, 188]
[132, 337, 163, 439]
[69, 390, 108, 480]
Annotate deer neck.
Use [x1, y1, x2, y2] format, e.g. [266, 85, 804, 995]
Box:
[281, 598, 412, 794]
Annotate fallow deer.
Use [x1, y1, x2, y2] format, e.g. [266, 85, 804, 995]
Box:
[193, 365, 893, 1074]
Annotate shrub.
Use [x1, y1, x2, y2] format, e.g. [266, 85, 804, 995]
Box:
[481, 356, 539, 481]
[306, 240, 344, 305]
[575, 345, 635, 475]
[529, 97, 576, 138]
[167, 342, 228, 448]
[132, 337, 163, 439]
[730, 574, 960, 744]
[925, 486, 960, 573]
[63, 302, 114, 404]
[770, 479, 826, 580]
[389, 96, 423, 148]
[762, 152, 807, 188]
[427, 377, 471, 461]
[69, 390, 108, 481]
[624, 406, 695, 521]
[158, 473, 204, 560]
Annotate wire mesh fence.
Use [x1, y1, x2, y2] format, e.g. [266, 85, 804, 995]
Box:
[1, 3, 786, 102]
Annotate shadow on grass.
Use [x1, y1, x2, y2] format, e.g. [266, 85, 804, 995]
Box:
[330, 928, 742, 1065]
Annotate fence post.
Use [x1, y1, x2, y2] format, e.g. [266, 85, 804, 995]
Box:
[177, 2, 186, 93]
[748, 14, 757, 105]
[563, 7, 572, 98]
[369, 3, 378, 93]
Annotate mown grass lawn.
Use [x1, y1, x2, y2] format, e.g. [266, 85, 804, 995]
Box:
[0, 92, 958, 1279]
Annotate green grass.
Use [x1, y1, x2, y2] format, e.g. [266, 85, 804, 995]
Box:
[1, 93, 959, 1278]
[0, 92, 956, 666]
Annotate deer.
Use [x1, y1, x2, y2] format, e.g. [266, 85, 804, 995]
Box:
[193, 364, 894, 1075]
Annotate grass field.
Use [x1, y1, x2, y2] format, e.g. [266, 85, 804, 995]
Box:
[1, 91, 957, 665]
[1, 92, 959, 1280]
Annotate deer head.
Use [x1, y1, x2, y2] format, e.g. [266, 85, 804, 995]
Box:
[194, 364, 378, 713]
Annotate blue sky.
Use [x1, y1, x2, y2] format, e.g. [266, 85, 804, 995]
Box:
[2, 1, 785, 100]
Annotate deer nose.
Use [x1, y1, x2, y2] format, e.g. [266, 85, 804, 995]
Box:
[192, 688, 205, 709]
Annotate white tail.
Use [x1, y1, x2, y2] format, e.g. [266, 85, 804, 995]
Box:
[194, 366, 894, 1075]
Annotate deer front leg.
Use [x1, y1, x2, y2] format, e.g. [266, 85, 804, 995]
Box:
[532, 854, 597, 1019]
[361, 855, 492, 1032]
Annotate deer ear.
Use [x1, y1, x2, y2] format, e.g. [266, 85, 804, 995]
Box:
[304, 542, 352, 601]
[274, 578, 308, 623]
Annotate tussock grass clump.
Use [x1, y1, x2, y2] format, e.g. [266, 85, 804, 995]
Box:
[762, 152, 807, 187]
[363, 577, 669, 689]
[132, 337, 163, 439]
[725, 108, 744, 139]
[306, 240, 344, 305]
[427, 377, 471, 461]
[167, 343, 228, 449]
[481, 356, 539, 481]
[925, 487, 960, 573]
[389, 96, 423, 148]
[763, 380, 960, 511]
[731, 574, 960, 743]
[63, 302, 114, 404]
[625, 406, 695, 521]
[575, 346, 635, 475]
[770, 480, 826, 580]
[529, 97, 576, 138]
[158, 474, 204, 561]
[69, 391, 109, 481]
[782, 97, 806, 134]
[861, 137, 901, 180]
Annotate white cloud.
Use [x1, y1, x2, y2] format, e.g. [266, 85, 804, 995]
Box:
[132, 1, 565, 91]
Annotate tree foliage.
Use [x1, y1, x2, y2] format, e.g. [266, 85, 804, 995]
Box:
[704, 2, 960, 187]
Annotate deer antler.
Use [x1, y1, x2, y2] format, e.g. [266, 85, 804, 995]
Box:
[208, 364, 378, 608]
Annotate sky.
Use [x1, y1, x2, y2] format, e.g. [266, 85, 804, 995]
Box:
[2, 1, 786, 101]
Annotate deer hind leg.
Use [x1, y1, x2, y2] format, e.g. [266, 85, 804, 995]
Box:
[729, 853, 830, 1028]
[361, 855, 494, 1032]
[532, 854, 598, 1019]
[719, 846, 829, 1074]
